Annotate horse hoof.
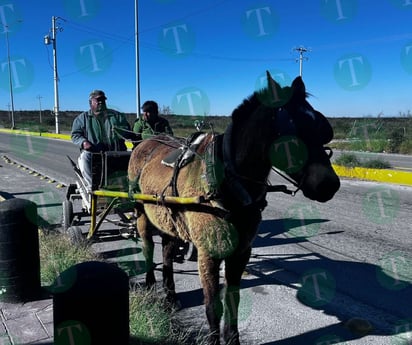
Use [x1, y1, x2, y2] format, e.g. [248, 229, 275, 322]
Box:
[165, 293, 182, 311]
[207, 335, 220, 345]
[344, 317, 373, 335]
[145, 271, 156, 288]
[172, 298, 182, 311]
[223, 329, 240, 345]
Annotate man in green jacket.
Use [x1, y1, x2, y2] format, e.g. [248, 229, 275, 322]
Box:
[71, 90, 132, 189]
[133, 100, 173, 145]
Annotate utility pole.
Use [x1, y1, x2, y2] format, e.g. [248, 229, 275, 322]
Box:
[1, 23, 15, 129]
[6, 103, 10, 122]
[293, 46, 310, 77]
[44, 16, 64, 134]
[135, 0, 141, 118]
[37, 95, 43, 123]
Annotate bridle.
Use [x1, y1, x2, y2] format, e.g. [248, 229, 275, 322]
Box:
[269, 167, 302, 196]
[222, 106, 334, 201]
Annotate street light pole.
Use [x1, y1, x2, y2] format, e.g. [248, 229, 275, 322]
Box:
[51, 16, 60, 134]
[1, 24, 15, 129]
[44, 16, 63, 134]
[135, 0, 141, 118]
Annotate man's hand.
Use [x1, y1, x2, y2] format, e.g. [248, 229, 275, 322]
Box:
[82, 140, 93, 151]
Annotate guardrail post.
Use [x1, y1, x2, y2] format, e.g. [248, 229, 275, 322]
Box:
[52, 261, 129, 344]
[0, 198, 41, 302]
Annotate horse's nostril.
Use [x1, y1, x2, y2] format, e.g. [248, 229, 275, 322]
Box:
[300, 164, 340, 202]
[316, 176, 340, 202]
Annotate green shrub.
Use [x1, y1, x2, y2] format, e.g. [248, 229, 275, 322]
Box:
[399, 138, 412, 154]
[361, 159, 391, 169]
[335, 153, 361, 167]
[335, 153, 392, 169]
[387, 129, 405, 153]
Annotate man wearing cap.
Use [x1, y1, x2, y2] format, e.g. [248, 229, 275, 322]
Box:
[71, 90, 132, 189]
[133, 100, 173, 145]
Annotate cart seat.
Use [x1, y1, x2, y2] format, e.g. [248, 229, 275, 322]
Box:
[91, 151, 131, 191]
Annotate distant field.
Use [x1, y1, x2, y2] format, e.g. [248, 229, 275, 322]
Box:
[0, 110, 411, 154]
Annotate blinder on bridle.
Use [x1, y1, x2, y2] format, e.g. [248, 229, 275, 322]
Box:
[269, 105, 334, 195]
[274, 105, 333, 146]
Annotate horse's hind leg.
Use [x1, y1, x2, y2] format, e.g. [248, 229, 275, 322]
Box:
[136, 207, 156, 287]
[198, 251, 223, 345]
[222, 246, 252, 345]
[161, 234, 179, 307]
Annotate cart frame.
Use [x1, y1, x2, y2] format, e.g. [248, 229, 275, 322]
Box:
[63, 151, 206, 240]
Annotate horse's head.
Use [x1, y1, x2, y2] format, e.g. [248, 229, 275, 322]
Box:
[262, 72, 340, 202]
[227, 72, 339, 204]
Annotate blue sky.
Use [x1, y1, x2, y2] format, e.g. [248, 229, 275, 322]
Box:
[1, 0, 412, 118]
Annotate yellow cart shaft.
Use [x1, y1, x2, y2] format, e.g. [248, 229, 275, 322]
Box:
[87, 189, 205, 239]
[92, 190, 204, 205]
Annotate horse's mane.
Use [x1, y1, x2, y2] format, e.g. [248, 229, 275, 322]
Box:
[231, 90, 265, 123]
[231, 82, 302, 124]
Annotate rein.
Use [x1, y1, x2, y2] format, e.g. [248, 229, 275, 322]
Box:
[269, 167, 301, 195]
[221, 123, 298, 211]
[222, 122, 301, 196]
[269, 144, 334, 195]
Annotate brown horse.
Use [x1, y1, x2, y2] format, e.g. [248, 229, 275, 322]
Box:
[128, 72, 340, 345]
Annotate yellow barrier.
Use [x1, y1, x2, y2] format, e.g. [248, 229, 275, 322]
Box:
[0, 128, 69, 139]
[332, 164, 412, 186]
[0, 128, 133, 149]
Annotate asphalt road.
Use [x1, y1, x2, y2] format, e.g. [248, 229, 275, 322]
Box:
[0, 132, 82, 185]
[332, 149, 412, 171]
[0, 133, 411, 183]
[0, 132, 412, 345]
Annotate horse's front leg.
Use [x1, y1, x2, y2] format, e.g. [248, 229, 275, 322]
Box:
[198, 251, 223, 345]
[136, 207, 156, 287]
[161, 234, 179, 307]
[223, 246, 252, 345]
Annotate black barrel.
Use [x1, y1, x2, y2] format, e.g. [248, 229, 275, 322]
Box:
[0, 198, 41, 302]
[53, 261, 129, 345]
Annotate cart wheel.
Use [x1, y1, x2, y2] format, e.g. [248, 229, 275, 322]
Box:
[62, 199, 74, 231]
[67, 226, 85, 245]
[184, 242, 198, 262]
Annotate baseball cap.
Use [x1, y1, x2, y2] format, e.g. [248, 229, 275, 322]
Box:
[89, 90, 107, 100]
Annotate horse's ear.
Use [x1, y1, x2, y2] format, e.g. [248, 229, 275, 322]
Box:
[266, 70, 290, 107]
[291, 76, 306, 101]
[266, 70, 274, 84]
[266, 70, 278, 97]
